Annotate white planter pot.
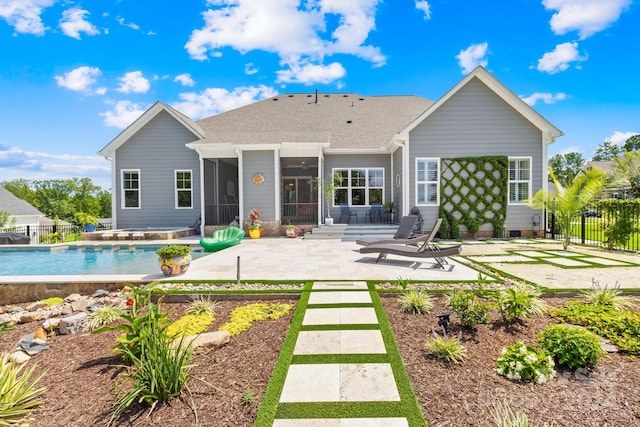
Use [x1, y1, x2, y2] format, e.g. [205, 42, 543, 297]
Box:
[325, 217, 334, 226]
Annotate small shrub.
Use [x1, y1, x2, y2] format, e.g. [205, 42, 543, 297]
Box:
[39, 297, 64, 306]
[156, 245, 191, 259]
[537, 324, 606, 370]
[552, 302, 640, 355]
[218, 303, 293, 336]
[165, 313, 214, 339]
[488, 401, 552, 427]
[398, 290, 434, 314]
[396, 276, 409, 290]
[581, 278, 635, 311]
[446, 288, 490, 326]
[0, 321, 16, 338]
[186, 298, 219, 316]
[0, 353, 46, 425]
[493, 284, 547, 324]
[496, 342, 555, 384]
[424, 335, 467, 364]
[241, 389, 256, 405]
[84, 305, 122, 332]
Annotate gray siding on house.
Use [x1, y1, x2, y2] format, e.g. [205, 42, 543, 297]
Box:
[408, 77, 543, 233]
[242, 151, 276, 221]
[324, 154, 392, 221]
[114, 111, 201, 228]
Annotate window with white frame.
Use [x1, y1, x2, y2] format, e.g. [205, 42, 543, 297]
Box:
[508, 157, 531, 203]
[333, 168, 383, 206]
[122, 170, 140, 209]
[175, 170, 193, 208]
[416, 158, 439, 205]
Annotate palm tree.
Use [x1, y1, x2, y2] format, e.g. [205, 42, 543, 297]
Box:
[528, 166, 606, 250]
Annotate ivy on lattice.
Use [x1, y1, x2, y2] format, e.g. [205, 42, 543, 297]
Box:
[439, 156, 508, 239]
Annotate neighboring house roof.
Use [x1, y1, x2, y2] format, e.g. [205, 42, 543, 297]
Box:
[193, 93, 433, 151]
[585, 160, 617, 174]
[99, 101, 206, 158]
[400, 66, 563, 142]
[0, 186, 43, 216]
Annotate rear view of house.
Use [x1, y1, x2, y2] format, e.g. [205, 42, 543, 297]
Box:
[99, 66, 562, 238]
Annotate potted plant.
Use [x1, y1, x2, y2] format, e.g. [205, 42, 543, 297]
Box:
[75, 212, 98, 232]
[285, 220, 298, 238]
[156, 245, 192, 276]
[383, 201, 396, 223]
[314, 172, 342, 226]
[247, 208, 264, 239]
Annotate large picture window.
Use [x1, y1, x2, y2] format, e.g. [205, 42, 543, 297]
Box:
[509, 157, 531, 203]
[175, 170, 193, 209]
[333, 168, 383, 206]
[416, 158, 439, 205]
[121, 170, 140, 209]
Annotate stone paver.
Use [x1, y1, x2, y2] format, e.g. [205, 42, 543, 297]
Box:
[293, 330, 386, 355]
[308, 291, 372, 304]
[302, 307, 378, 325]
[273, 418, 409, 427]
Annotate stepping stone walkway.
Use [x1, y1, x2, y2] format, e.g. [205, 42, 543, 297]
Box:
[272, 281, 411, 427]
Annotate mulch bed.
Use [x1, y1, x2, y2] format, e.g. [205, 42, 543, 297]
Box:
[2, 296, 639, 426]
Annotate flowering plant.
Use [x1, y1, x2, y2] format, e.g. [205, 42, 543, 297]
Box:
[247, 208, 263, 231]
[496, 342, 555, 385]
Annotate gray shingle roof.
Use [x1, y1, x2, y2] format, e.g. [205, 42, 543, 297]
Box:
[0, 186, 43, 216]
[195, 93, 433, 150]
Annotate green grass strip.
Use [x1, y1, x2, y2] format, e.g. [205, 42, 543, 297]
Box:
[276, 401, 405, 419]
[254, 289, 308, 427]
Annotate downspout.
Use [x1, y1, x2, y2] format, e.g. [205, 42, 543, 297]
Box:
[103, 153, 118, 228]
[198, 151, 205, 237]
[394, 138, 408, 215]
[318, 152, 324, 227]
[274, 148, 281, 221]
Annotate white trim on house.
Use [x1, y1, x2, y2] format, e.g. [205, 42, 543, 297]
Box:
[508, 157, 533, 205]
[415, 157, 440, 206]
[121, 169, 141, 210]
[174, 169, 193, 210]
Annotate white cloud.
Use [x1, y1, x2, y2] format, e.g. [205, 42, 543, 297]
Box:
[116, 71, 150, 94]
[415, 1, 431, 19]
[172, 85, 278, 120]
[174, 73, 195, 87]
[54, 66, 102, 92]
[542, 0, 631, 39]
[521, 92, 568, 106]
[0, 0, 55, 35]
[185, 0, 385, 85]
[557, 146, 581, 156]
[606, 131, 639, 146]
[244, 62, 259, 75]
[536, 42, 587, 74]
[276, 62, 346, 85]
[456, 42, 488, 74]
[59, 7, 99, 39]
[100, 100, 146, 128]
[0, 142, 111, 189]
[116, 16, 140, 30]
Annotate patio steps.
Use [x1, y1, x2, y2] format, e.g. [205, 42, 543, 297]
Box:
[307, 223, 398, 241]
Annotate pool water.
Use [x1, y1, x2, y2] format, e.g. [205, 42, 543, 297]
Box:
[0, 245, 208, 276]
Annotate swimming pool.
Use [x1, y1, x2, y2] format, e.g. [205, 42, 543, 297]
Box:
[0, 245, 208, 276]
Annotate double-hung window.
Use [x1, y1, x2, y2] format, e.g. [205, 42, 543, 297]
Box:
[333, 168, 383, 206]
[175, 170, 193, 209]
[508, 157, 531, 204]
[415, 158, 439, 205]
[121, 170, 140, 209]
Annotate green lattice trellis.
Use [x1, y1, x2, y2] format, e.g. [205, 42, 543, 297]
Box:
[439, 156, 508, 239]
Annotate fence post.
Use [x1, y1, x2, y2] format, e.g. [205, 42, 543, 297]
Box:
[26, 225, 31, 237]
[581, 214, 586, 244]
[550, 213, 555, 240]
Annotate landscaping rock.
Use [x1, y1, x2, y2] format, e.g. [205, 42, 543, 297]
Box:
[92, 289, 110, 298]
[0, 314, 12, 324]
[59, 312, 87, 335]
[61, 303, 74, 316]
[64, 293, 82, 303]
[174, 331, 230, 355]
[26, 301, 48, 312]
[17, 333, 50, 356]
[19, 311, 42, 324]
[9, 350, 31, 365]
[33, 327, 47, 341]
[42, 318, 61, 330]
[7, 306, 24, 313]
[70, 297, 89, 313]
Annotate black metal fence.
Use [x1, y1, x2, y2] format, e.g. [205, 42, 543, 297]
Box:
[547, 202, 640, 252]
[0, 224, 112, 245]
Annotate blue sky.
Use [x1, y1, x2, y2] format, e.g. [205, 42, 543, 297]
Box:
[1, 0, 638, 191]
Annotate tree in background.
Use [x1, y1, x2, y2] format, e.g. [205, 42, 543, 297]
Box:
[528, 166, 607, 250]
[548, 152, 585, 187]
[0, 178, 111, 222]
[592, 140, 623, 161]
[614, 150, 640, 198]
[623, 134, 640, 152]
